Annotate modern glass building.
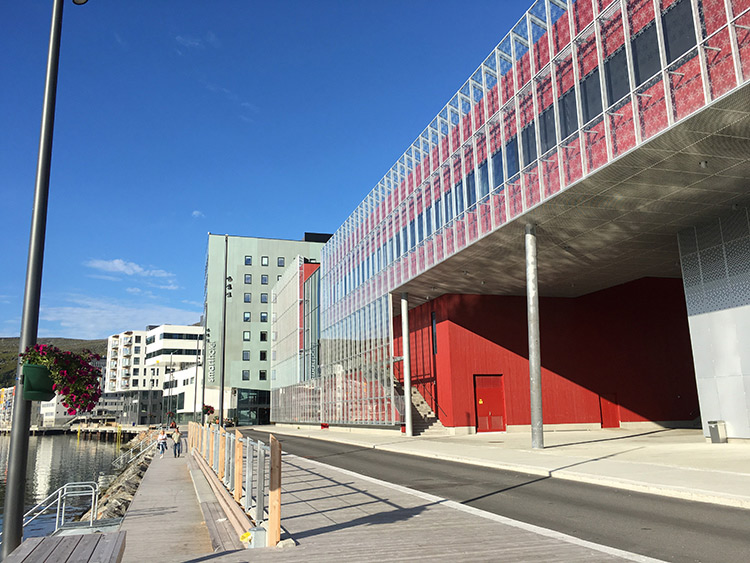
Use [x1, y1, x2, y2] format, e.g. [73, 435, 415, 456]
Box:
[274, 0, 750, 438]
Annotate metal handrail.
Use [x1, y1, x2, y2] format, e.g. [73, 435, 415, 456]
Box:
[0, 481, 99, 546]
[112, 437, 157, 469]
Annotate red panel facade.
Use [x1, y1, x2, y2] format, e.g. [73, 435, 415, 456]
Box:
[394, 278, 698, 430]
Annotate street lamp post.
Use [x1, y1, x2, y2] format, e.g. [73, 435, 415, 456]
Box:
[218, 235, 231, 426]
[2, 1, 86, 557]
[169, 351, 174, 424]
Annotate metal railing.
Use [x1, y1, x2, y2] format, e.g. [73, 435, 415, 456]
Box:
[189, 422, 273, 523]
[112, 433, 157, 469]
[0, 482, 99, 546]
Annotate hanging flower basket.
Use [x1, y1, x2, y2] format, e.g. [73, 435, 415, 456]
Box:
[20, 344, 102, 415]
[22, 363, 55, 402]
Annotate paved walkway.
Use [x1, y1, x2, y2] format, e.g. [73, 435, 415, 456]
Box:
[248, 425, 750, 509]
[193, 452, 658, 562]
[119, 448, 213, 562]
[117, 426, 748, 562]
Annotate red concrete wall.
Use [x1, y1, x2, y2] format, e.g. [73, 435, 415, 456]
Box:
[394, 277, 699, 429]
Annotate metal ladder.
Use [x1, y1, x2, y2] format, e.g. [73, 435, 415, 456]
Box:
[0, 481, 99, 546]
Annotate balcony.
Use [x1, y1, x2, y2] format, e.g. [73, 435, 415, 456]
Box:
[122, 348, 132, 356]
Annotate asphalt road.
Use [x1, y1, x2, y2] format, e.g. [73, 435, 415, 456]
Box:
[245, 430, 750, 563]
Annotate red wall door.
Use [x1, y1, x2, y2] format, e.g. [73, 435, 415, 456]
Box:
[599, 393, 620, 428]
[474, 375, 506, 432]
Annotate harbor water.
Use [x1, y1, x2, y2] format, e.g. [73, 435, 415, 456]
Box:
[0, 432, 120, 540]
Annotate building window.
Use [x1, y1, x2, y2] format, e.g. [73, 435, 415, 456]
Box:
[245, 274, 252, 284]
[134, 357, 140, 365]
[244, 293, 252, 303]
[259, 370, 267, 381]
[261, 256, 269, 266]
[261, 275, 269, 285]
[260, 312, 268, 322]
[244, 312, 251, 322]
[277, 275, 282, 281]
[132, 379, 139, 387]
[245, 255, 252, 266]
[277, 257, 285, 267]
[242, 370, 250, 381]
[242, 350, 250, 361]
[243, 331, 251, 341]
[133, 368, 140, 376]
[261, 293, 268, 303]
[260, 331, 267, 342]
[135, 336, 141, 343]
[260, 351, 267, 361]
[134, 346, 141, 354]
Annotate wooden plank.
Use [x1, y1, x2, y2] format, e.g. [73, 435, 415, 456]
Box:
[66, 534, 100, 562]
[233, 430, 243, 503]
[45, 535, 82, 563]
[89, 531, 126, 563]
[11, 537, 60, 562]
[268, 434, 282, 547]
[218, 428, 226, 480]
[208, 427, 214, 466]
[3, 536, 44, 563]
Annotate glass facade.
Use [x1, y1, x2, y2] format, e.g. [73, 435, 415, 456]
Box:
[297, 0, 750, 426]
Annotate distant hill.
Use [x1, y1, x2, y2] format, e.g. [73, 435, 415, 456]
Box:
[0, 337, 108, 389]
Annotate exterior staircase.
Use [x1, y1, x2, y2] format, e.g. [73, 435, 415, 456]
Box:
[408, 386, 448, 437]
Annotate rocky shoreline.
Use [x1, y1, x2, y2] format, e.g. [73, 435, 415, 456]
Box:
[80, 431, 156, 521]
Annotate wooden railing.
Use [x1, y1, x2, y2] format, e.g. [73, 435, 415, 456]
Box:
[188, 422, 281, 547]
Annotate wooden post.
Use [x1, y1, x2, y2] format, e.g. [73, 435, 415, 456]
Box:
[234, 430, 244, 503]
[209, 427, 214, 467]
[268, 434, 281, 547]
[218, 427, 226, 480]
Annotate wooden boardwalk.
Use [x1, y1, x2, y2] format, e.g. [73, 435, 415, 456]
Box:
[194, 454, 660, 563]
[5, 531, 125, 563]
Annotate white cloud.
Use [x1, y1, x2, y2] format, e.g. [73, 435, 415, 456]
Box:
[38, 295, 202, 339]
[157, 282, 180, 291]
[192, 210, 205, 218]
[181, 299, 204, 308]
[240, 101, 260, 113]
[175, 35, 203, 48]
[88, 274, 122, 282]
[175, 32, 219, 50]
[85, 259, 174, 279]
[205, 31, 220, 48]
[0, 294, 12, 305]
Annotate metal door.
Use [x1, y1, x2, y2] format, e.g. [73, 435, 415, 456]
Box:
[474, 375, 506, 432]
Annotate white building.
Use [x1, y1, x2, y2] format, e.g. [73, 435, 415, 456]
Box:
[106, 324, 203, 394]
[105, 330, 148, 393]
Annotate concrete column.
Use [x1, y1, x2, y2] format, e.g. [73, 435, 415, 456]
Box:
[525, 224, 544, 449]
[401, 293, 413, 437]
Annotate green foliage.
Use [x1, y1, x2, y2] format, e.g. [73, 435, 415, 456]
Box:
[0, 337, 107, 389]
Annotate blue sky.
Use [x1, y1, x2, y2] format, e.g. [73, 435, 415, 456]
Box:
[0, 0, 528, 339]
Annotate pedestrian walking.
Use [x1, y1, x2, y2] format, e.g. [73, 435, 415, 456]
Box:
[172, 427, 182, 458]
[157, 428, 168, 459]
